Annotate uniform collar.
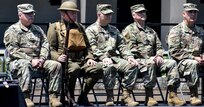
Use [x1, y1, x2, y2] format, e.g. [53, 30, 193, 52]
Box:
[18, 21, 32, 32]
[134, 21, 146, 31]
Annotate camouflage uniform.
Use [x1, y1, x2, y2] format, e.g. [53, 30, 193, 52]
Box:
[47, 20, 103, 103]
[167, 3, 202, 106]
[86, 22, 138, 90]
[4, 21, 62, 94]
[168, 21, 204, 87]
[122, 22, 180, 88]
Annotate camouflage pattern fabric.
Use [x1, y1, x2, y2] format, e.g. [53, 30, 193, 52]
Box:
[86, 22, 138, 90]
[122, 22, 180, 88]
[167, 21, 204, 87]
[4, 21, 62, 93]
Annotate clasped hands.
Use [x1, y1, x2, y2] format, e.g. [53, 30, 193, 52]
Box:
[31, 58, 45, 69]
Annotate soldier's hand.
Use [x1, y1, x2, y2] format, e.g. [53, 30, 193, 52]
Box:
[87, 59, 97, 66]
[195, 56, 204, 65]
[31, 58, 40, 68]
[57, 54, 67, 62]
[102, 58, 113, 66]
[38, 58, 45, 69]
[127, 56, 138, 66]
[153, 56, 163, 66]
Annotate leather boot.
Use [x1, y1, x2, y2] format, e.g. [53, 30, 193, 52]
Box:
[49, 93, 62, 107]
[121, 88, 139, 106]
[77, 96, 93, 106]
[77, 77, 95, 106]
[23, 92, 34, 107]
[145, 88, 158, 106]
[189, 86, 202, 106]
[105, 89, 114, 106]
[167, 86, 186, 106]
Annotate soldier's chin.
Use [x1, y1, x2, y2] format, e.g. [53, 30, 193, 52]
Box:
[141, 17, 146, 20]
[189, 19, 196, 23]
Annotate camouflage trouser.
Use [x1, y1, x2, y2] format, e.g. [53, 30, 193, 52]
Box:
[178, 59, 199, 87]
[67, 61, 103, 99]
[137, 58, 180, 89]
[9, 59, 62, 94]
[103, 57, 138, 90]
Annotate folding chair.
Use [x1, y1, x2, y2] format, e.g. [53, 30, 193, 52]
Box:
[4, 49, 49, 106]
[31, 71, 49, 106]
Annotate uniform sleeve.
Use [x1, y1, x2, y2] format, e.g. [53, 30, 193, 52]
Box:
[116, 29, 134, 59]
[122, 27, 139, 58]
[47, 23, 60, 61]
[4, 28, 32, 61]
[155, 32, 163, 57]
[39, 27, 50, 60]
[167, 28, 194, 61]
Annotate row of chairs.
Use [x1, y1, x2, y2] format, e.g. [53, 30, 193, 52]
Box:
[1, 52, 204, 106]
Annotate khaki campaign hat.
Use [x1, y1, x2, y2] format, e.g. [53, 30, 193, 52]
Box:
[183, 3, 199, 11]
[97, 4, 114, 14]
[17, 3, 35, 13]
[130, 4, 147, 13]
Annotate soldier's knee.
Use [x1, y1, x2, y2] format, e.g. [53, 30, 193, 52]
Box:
[69, 63, 81, 71]
[52, 61, 62, 69]
[187, 59, 198, 66]
[168, 59, 177, 66]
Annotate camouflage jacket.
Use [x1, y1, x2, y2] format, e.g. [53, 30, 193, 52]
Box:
[85, 22, 133, 61]
[4, 21, 49, 62]
[167, 21, 204, 62]
[122, 22, 163, 59]
[47, 21, 94, 61]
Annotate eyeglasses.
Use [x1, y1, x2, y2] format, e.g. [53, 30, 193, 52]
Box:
[137, 10, 146, 14]
[24, 12, 35, 16]
[187, 10, 197, 13]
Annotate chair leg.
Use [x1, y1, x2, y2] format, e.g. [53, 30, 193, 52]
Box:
[44, 79, 49, 103]
[116, 76, 122, 106]
[91, 87, 99, 106]
[31, 77, 49, 106]
[38, 78, 45, 106]
[202, 77, 204, 103]
[116, 82, 121, 106]
[156, 79, 165, 103]
[165, 87, 169, 104]
[31, 78, 37, 101]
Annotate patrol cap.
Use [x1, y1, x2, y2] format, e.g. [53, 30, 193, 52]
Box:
[97, 4, 114, 14]
[130, 4, 147, 13]
[183, 3, 199, 11]
[17, 3, 35, 13]
[58, 1, 79, 12]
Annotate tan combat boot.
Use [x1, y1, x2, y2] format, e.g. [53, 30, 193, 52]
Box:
[168, 91, 186, 106]
[105, 89, 114, 106]
[49, 93, 62, 107]
[121, 88, 139, 106]
[167, 86, 186, 106]
[145, 88, 158, 106]
[189, 86, 202, 106]
[23, 92, 35, 107]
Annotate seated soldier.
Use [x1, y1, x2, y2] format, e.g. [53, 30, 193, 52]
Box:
[47, 1, 103, 106]
[3, 3, 62, 107]
[85, 4, 139, 106]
